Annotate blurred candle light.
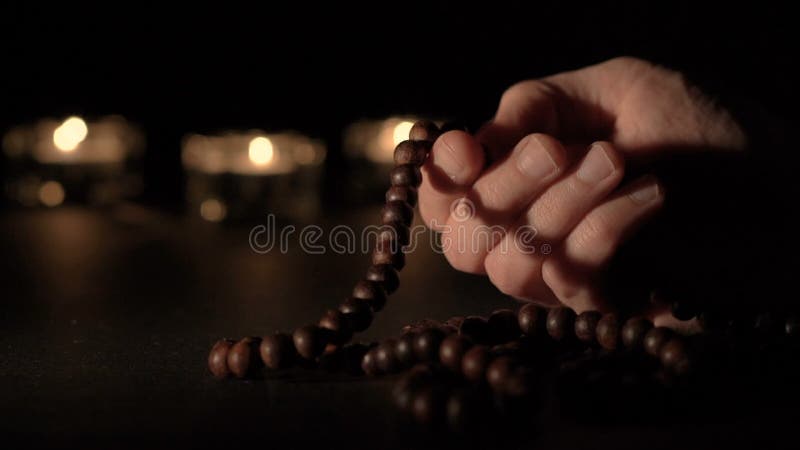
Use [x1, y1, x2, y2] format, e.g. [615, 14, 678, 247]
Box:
[182, 130, 326, 222]
[344, 117, 421, 164]
[2, 115, 145, 207]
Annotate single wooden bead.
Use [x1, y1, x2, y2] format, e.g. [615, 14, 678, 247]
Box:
[338, 297, 374, 332]
[318, 309, 353, 345]
[659, 338, 688, 370]
[671, 300, 697, 321]
[503, 368, 535, 398]
[371, 239, 405, 270]
[365, 264, 400, 295]
[394, 140, 429, 166]
[517, 303, 543, 336]
[381, 200, 414, 227]
[293, 325, 329, 360]
[395, 332, 417, 368]
[352, 279, 387, 312]
[486, 356, 516, 391]
[259, 333, 295, 370]
[227, 336, 263, 378]
[377, 221, 411, 247]
[546, 307, 576, 341]
[414, 328, 446, 362]
[208, 338, 235, 379]
[390, 164, 422, 188]
[643, 327, 674, 357]
[596, 313, 621, 350]
[487, 309, 520, 344]
[361, 348, 380, 376]
[409, 120, 440, 142]
[459, 316, 491, 344]
[462, 345, 492, 383]
[446, 389, 480, 431]
[412, 387, 447, 426]
[574, 311, 602, 342]
[386, 185, 418, 208]
[621, 317, 653, 349]
[439, 334, 473, 372]
[375, 338, 401, 374]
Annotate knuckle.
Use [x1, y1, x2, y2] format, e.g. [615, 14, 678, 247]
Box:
[541, 259, 579, 303]
[442, 228, 486, 275]
[575, 213, 616, 253]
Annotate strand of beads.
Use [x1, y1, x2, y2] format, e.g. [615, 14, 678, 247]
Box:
[207, 120, 442, 379]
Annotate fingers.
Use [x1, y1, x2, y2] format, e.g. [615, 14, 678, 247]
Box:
[541, 175, 664, 312]
[418, 131, 485, 230]
[524, 142, 625, 242]
[436, 134, 569, 274]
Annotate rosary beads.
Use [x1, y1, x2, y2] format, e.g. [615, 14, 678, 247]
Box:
[208, 120, 799, 430]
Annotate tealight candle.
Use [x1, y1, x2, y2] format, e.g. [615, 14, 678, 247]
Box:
[2, 115, 144, 207]
[181, 130, 325, 222]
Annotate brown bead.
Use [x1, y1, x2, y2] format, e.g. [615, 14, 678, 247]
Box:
[377, 221, 411, 247]
[361, 347, 380, 376]
[393, 140, 429, 166]
[596, 313, 621, 350]
[292, 325, 329, 360]
[409, 120, 440, 142]
[504, 368, 535, 398]
[414, 328, 446, 362]
[459, 316, 490, 344]
[386, 185, 418, 208]
[227, 337, 263, 378]
[365, 264, 400, 295]
[643, 327, 674, 357]
[439, 334, 473, 372]
[394, 332, 417, 368]
[318, 309, 353, 345]
[338, 297, 374, 332]
[487, 309, 521, 344]
[412, 387, 447, 426]
[462, 345, 492, 383]
[381, 200, 414, 227]
[446, 389, 480, 431]
[621, 317, 654, 349]
[486, 356, 516, 391]
[573, 311, 602, 342]
[390, 164, 422, 188]
[371, 239, 406, 270]
[659, 338, 688, 369]
[517, 303, 543, 336]
[375, 338, 401, 374]
[352, 279, 387, 312]
[208, 338, 235, 379]
[546, 307, 576, 341]
[259, 333, 295, 370]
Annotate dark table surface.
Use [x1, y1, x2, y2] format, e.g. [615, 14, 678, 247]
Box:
[1, 205, 796, 449]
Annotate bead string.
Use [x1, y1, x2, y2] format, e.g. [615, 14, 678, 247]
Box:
[208, 120, 800, 429]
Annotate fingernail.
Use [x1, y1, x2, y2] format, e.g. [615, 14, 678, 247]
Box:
[629, 176, 661, 204]
[516, 136, 559, 180]
[435, 135, 465, 182]
[577, 144, 615, 184]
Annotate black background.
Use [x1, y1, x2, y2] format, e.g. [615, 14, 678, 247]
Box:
[2, 1, 796, 208]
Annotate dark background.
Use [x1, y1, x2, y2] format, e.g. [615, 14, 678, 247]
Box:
[1, 2, 798, 449]
[2, 1, 797, 208]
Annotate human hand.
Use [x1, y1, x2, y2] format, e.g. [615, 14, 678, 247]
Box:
[418, 57, 747, 316]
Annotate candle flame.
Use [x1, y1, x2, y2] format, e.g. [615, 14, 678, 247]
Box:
[248, 136, 274, 166]
[392, 121, 415, 146]
[53, 116, 88, 152]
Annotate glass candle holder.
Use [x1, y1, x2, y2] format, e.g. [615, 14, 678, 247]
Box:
[182, 130, 325, 223]
[2, 115, 145, 207]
